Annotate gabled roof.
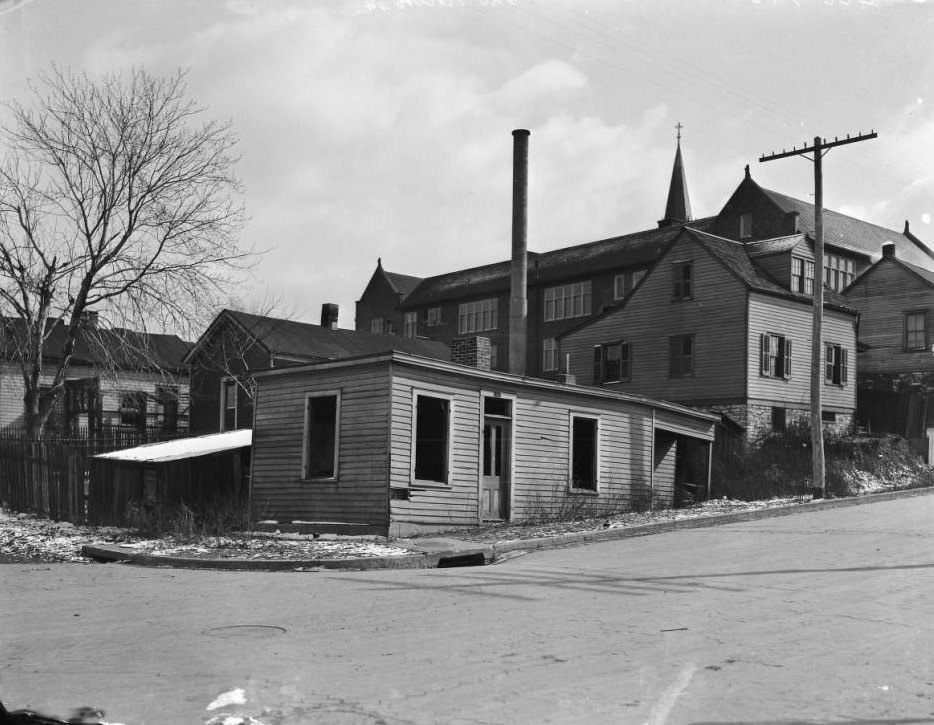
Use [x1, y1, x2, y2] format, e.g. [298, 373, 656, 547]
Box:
[401, 219, 715, 308]
[384, 270, 423, 296]
[846, 253, 934, 292]
[184, 309, 450, 365]
[1, 318, 190, 371]
[759, 186, 934, 264]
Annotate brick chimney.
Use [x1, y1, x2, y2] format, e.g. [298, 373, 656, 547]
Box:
[451, 336, 491, 371]
[509, 129, 530, 376]
[320, 303, 339, 329]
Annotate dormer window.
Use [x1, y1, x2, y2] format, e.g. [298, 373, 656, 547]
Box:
[739, 213, 753, 239]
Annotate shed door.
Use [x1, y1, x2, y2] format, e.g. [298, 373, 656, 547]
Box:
[482, 420, 509, 520]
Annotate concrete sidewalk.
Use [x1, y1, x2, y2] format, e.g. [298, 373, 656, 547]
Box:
[81, 485, 934, 571]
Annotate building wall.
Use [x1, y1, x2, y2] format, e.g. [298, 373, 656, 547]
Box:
[250, 361, 392, 531]
[708, 180, 800, 242]
[560, 234, 749, 404]
[188, 339, 269, 434]
[355, 269, 406, 336]
[845, 259, 934, 377]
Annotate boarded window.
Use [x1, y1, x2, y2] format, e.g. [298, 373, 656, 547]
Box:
[771, 407, 786, 432]
[414, 395, 449, 484]
[570, 416, 598, 491]
[304, 394, 338, 479]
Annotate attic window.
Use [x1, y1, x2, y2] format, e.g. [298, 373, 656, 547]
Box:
[739, 213, 753, 239]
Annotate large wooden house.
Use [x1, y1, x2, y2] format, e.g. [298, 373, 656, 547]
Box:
[558, 227, 859, 438]
[250, 345, 716, 536]
[185, 306, 450, 434]
[844, 243, 934, 450]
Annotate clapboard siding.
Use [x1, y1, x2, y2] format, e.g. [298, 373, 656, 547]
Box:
[561, 233, 748, 403]
[251, 363, 391, 529]
[746, 293, 856, 411]
[845, 258, 934, 375]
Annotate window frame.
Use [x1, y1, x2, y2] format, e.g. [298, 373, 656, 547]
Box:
[458, 298, 498, 334]
[669, 334, 695, 378]
[220, 377, 238, 431]
[410, 391, 453, 488]
[791, 256, 815, 295]
[403, 311, 418, 339]
[119, 390, 148, 428]
[824, 342, 849, 387]
[760, 332, 792, 380]
[905, 310, 927, 352]
[302, 391, 341, 482]
[543, 337, 558, 372]
[543, 281, 593, 322]
[739, 212, 753, 239]
[155, 384, 179, 433]
[426, 307, 442, 327]
[671, 261, 693, 301]
[592, 342, 631, 384]
[568, 413, 599, 493]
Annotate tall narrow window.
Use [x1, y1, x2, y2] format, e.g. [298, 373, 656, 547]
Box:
[370, 318, 384, 335]
[403, 311, 417, 339]
[426, 307, 442, 327]
[739, 213, 753, 239]
[825, 343, 848, 386]
[672, 262, 693, 300]
[304, 394, 339, 479]
[570, 416, 598, 492]
[543, 338, 558, 372]
[760, 333, 792, 379]
[906, 311, 927, 351]
[156, 385, 179, 433]
[120, 391, 147, 430]
[414, 395, 450, 484]
[222, 379, 237, 431]
[669, 335, 694, 377]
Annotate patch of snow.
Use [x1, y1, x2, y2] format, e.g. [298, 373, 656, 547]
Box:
[207, 688, 247, 711]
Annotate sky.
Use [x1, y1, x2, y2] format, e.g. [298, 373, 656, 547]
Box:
[1, 0, 933, 332]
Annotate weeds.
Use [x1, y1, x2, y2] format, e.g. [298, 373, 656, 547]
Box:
[522, 483, 653, 524]
[124, 497, 252, 541]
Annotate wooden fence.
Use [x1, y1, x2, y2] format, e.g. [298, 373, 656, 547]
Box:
[0, 427, 185, 525]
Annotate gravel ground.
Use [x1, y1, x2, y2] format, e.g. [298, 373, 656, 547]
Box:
[0, 497, 815, 564]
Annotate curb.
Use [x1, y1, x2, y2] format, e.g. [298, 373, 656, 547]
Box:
[80, 486, 934, 571]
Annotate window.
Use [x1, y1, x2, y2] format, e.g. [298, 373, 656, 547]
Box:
[370, 318, 384, 335]
[669, 335, 694, 377]
[489, 344, 498, 370]
[426, 307, 442, 327]
[544, 281, 592, 321]
[304, 394, 339, 480]
[821, 410, 837, 423]
[570, 416, 598, 492]
[403, 311, 417, 339]
[906, 311, 927, 351]
[825, 343, 848, 386]
[739, 213, 753, 239]
[672, 262, 693, 300]
[823, 254, 855, 292]
[771, 407, 786, 433]
[221, 379, 237, 431]
[543, 338, 558, 372]
[413, 394, 450, 484]
[593, 342, 631, 383]
[613, 270, 646, 300]
[791, 257, 815, 295]
[458, 298, 498, 333]
[120, 391, 147, 429]
[760, 333, 792, 379]
[155, 385, 179, 433]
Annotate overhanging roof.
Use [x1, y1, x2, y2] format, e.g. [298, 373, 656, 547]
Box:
[94, 429, 252, 463]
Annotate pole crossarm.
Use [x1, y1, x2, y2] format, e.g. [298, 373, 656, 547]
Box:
[759, 130, 877, 163]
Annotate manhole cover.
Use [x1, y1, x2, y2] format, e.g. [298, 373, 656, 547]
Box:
[203, 625, 287, 639]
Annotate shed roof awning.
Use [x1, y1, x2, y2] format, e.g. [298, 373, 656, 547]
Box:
[94, 429, 252, 463]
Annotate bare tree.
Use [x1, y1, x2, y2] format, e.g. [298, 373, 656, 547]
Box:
[0, 66, 248, 436]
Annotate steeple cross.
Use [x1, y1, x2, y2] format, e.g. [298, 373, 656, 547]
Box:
[675, 122, 683, 143]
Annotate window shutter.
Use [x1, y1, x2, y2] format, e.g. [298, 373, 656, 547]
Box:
[841, 347, 848, 385]
[592, 346, 603, 384]
[825, 343, 833, 382]
[760, 334, 769, 376]
[783, 339, 792, 379]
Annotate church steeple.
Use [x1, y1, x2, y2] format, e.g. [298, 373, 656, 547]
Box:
[658, 122, 693, 227]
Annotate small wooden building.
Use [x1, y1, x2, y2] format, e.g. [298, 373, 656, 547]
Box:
[251, 350, 716, 537]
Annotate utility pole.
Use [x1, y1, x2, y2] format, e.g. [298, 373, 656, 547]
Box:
[760, 130, 877, 498]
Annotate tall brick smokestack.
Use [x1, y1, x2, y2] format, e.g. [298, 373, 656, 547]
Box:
[509, 129, 530, 376]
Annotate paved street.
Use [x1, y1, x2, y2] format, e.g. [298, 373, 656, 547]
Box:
[2, 493, 933, 725]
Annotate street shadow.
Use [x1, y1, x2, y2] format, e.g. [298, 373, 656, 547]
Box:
[329, 561, 934, 602]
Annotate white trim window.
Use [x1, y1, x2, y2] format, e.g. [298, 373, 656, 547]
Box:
[221, 378, 237, 431]
[543, 338, 558, 372]
[303, 392, 340, 480]
[412, 393, 451, 485]
[824, 343, 848, 386]
[458, 298, 498, 334]
[403, 311, 418, 339]
[544, 281, 592, 321]
[824, 254, 855, 292]
[906, 310, 927, 351]
[760, 333, 792, 379]
[791, 257, 815, 295]
[569, 414, 599, 492]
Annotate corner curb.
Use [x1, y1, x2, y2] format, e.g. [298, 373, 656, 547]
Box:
[490, 485, 934, 558]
